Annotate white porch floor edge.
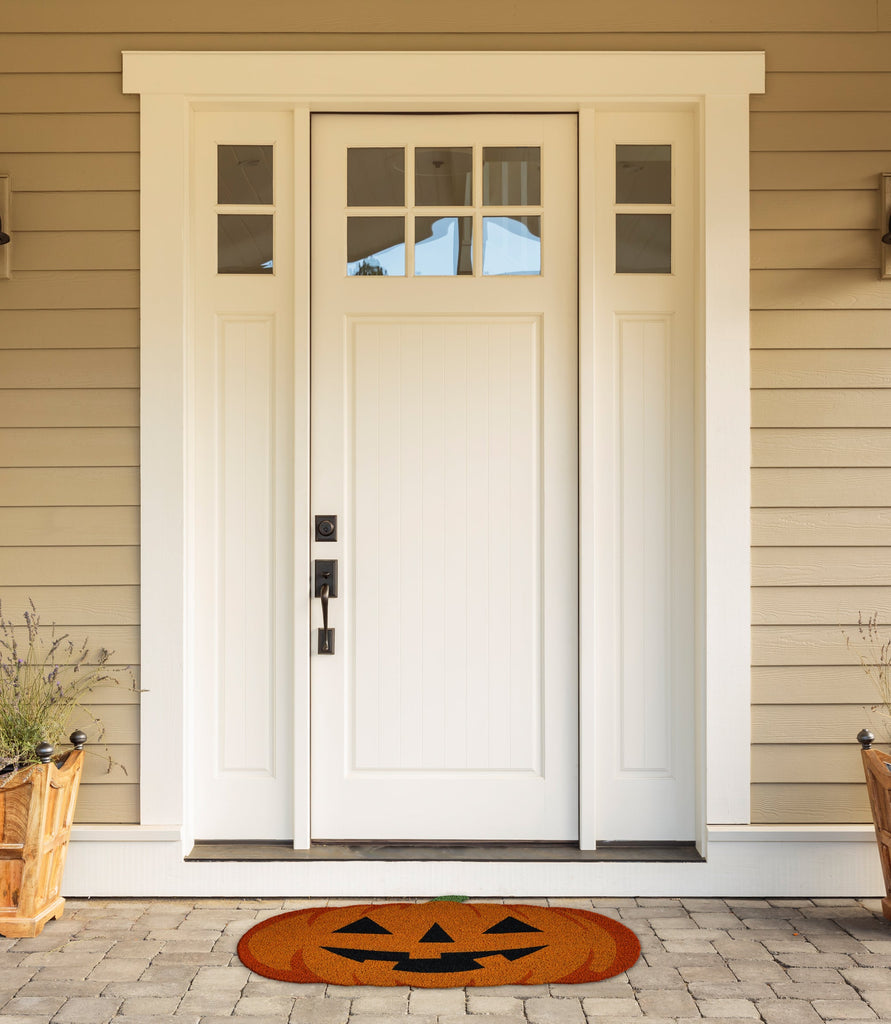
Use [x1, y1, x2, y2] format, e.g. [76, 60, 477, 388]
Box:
[65, 827, 884, 898]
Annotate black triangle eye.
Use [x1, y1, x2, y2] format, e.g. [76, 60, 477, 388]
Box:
[483, 915, 542, 934]
[334, 916, 392, 934]
[420, 923, 454, 943]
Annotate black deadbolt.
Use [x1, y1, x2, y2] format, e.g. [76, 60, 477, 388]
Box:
[314, 515, 337, 542]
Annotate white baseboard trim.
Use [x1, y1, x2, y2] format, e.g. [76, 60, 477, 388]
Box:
[62, 831, 886, 898]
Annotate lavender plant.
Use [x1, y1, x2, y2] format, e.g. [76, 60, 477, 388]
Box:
[844, 611, 891, 741]
[0, 600, 134, 771]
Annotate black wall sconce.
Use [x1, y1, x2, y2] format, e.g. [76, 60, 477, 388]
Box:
[882, 173, 891, 280]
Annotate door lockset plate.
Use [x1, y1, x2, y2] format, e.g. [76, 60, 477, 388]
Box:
[314, 559, 338, 598]
[314, 515, 338, 542]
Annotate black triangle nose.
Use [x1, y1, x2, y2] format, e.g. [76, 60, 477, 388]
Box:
[420, 923, 454, 943]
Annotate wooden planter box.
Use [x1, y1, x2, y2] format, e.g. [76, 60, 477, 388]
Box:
[0, 746, 84, 938]
[858, 731, 891, 922]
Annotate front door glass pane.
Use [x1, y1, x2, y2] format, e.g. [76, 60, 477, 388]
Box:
[616, 145, 671, 204]
[348, 148, 405, 207]
[218, 214, 273, 274]
[482, 215, 541, 276]
[616, 213, 671, 274]
[482, 147, 541, 206]
[415, 148, 472, 206]
[347, 216, 405, 276]
[415, 216, 473, 275]
[217, 145, 273, 205]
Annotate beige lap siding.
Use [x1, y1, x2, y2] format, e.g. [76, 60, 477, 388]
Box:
[2, 0, 890, 825]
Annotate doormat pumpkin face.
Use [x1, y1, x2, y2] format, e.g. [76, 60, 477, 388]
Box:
[237, 902, 640, 987]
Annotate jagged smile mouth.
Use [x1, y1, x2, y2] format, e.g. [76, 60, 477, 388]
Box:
[321, 944, 547, 973]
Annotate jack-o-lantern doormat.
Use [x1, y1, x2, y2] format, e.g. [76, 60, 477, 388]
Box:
[237, 902, 640, 987]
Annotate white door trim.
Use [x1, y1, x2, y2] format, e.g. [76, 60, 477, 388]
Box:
[125, 50, 764, 854]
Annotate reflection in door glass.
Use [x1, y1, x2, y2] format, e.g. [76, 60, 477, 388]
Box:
[616, 145, 671, 205]
[218, 214, 274, 274]
[415, 217, 473, 276]
[217, 145, 273, 205]
[482, 147, 541, 206]
[415, 148, 472, 206]
[347, 216, 405, 276]
[482, 216, 541, 276]
[616, 213, 671, 274]
[347, 148, 405, 207]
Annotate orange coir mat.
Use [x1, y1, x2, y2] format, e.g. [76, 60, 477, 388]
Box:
[237, 901, 640, 988]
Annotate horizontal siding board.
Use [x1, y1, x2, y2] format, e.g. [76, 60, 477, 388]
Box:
[753, 391, 891, 428]
[14, 193, 139, 232]
[750, 230, 876, 270]
[0, 114, 138, 153]
[0, 547, 138, 585]
[0, 469, 138, 506]
[753, 623, 891, 664]
[752, 705, 882, 742]
[0, 74, 137, 113]
[750, 152, 891, 192]
[0, 351, 137, 389]
[73, 783, 138, 824]
[752, 350, 891, 388]
[752, 744, 870, 783]
[72, 703, 139, 744]
[752, 546, 891, 585]
[752, 112, 891, 152]
[0, 310, 138, 350]
[751, 269, 891, 311]
[751, 783, 870, 823]
[0, 586, 139, 625]
[753, 586, 891, 625]
[0, 154, 139, 192]
[752, 428, 891, 467]
[0, 428, 139, 467]
[752, 508, 891, 546]
[14, 232, 139, 272]
[0, 391, 139, 428]
[82, 745, 140, 785]
[0, 507, 139, 546]
[0, 32, 889, 73]
[753, 468, 891, 507]
[2, 0, 879, 33]
[752, 665, 880, 701]
[751, 310, 891, 349]
[755, 73, 891, 112]
[751, 192, 875, 231]
[0, 271, 139, 311]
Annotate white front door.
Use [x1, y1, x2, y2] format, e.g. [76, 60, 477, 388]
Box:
[310, 114, 579, 841]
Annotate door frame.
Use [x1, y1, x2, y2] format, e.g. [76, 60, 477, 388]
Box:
[125, 50, 764, 852]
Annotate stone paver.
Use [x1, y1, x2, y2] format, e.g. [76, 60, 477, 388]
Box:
[0, 897, 886, 1022]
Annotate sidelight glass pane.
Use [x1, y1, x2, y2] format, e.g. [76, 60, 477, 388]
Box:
[616, 145, 671, 205]
[415, 216, 473, 276]
[415, 148, 472, 206]
[348, 148, 405, 207]
[482, 216, 541, 276]
[616, 213, 671, 274]
[347, 216, 405, 276]
[217, 145, 273, 205]
[218, 214, 273, 274]
[482, 147, 541, 206]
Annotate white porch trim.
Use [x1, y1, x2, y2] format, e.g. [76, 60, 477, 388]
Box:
[65, 828, 884, 897]
[125, 49, 767, 888]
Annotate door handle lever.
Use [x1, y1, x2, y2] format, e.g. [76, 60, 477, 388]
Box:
[315, 559, 337, 654]
[319, 582, 332, 653]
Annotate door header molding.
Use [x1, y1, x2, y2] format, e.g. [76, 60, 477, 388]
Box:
[124, 49, 764, 105]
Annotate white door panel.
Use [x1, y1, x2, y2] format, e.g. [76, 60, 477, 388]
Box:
[310, 114, 578, 841]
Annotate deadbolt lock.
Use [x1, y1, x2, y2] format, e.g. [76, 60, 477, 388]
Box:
[314, 515, 338, 542]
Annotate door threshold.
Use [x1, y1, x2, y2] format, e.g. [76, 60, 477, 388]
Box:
[185, 841, 702, 863]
